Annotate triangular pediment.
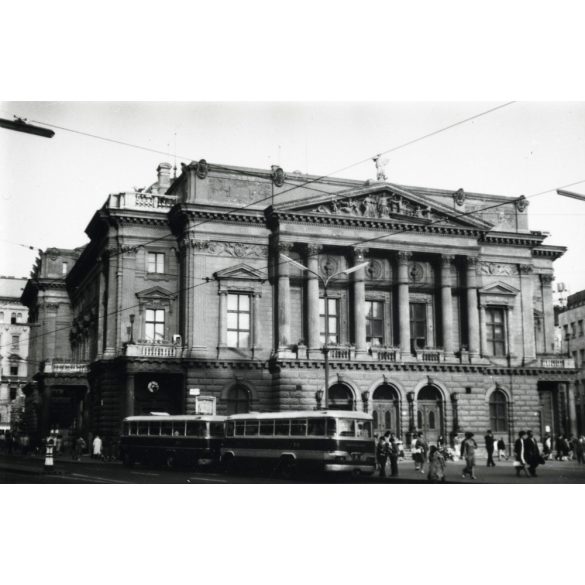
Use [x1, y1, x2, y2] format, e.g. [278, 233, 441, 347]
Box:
[272, 183, 493, 230]
[214, 263, 265, 281]
[135, 286, 176, 301]
[479, 281, 520, 296]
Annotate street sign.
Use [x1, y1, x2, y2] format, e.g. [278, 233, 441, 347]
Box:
[189, 388, 200, 396]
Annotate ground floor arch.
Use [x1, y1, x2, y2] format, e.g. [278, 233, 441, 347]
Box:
[372, 383, 401, 436]
[416, 384, 445, 444]
[328, 383, 355, 410]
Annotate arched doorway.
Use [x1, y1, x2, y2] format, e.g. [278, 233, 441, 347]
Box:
[226, 384, 250, 415]
[328, 383, 354, 411]
[417, 385, 444, 443]
[372, 384, 400, 436]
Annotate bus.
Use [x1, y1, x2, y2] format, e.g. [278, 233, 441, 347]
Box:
[119, 414, 226, 469]
[220, 410, 375, 478]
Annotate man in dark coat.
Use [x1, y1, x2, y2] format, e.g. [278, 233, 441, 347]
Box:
[524, 429, 542, 477]
[514, 430, 528, 477]
[484, 430, 496, 467]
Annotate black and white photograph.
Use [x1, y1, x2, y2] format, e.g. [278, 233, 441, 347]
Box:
[2, 2, 584, 584]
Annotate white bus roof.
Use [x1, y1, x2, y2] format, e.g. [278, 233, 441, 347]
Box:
[226, 410, 373, 421]
[123, 415, 226, 423]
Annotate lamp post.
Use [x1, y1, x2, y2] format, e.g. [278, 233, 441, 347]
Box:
[280, 253, 369, 409]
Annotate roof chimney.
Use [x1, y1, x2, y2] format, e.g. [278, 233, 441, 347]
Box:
[157, 162, 172, 193]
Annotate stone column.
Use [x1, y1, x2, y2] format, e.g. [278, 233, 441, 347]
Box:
[397, 251, 412, 355]
[306, 244, 322, 350]
[540, 274, 555, 353]
[440, 255, 454, 356]
[252, 292, 262, 350]
[278, 242, 293, 349]
[407, 391, 416, 447]
[466, 257, 480, 356]
[567, 381, 578, 436]
[218, 290, 228, 348]
[126, 372, 135, 417]
[519, 264, 536, 361]
[479, 303, 487, 357]
[352, 248, 368, 354]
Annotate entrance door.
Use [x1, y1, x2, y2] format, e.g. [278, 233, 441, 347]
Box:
[372, 384, 400, 436]
[417, 385, 443, 444]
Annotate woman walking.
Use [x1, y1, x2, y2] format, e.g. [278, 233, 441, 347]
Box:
[460, 432, 478, 479]
[427, 445, 446, 482]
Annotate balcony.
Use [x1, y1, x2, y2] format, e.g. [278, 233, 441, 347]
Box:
[107, 191, 177, 212]
[538, 355, 576, 369]
[43, 360, 89, 375]
[124, 341, 181, 358]
[415, 349, 444, 363]
[372, 347, 400, 362]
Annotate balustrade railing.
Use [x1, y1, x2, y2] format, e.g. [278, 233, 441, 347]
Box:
[125, 341, 181, 358]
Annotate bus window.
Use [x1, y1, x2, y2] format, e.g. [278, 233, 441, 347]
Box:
[326, 419, 336, 436]
[130, 422, 137, 435]
[338, 419, 355, 437]
[138, 422, 149, 435]
[275, 419, 290, 436]
[260, 420, 274, 436]
[290, 419, 307, 436]
[307, 418, 326, 436]
[210, 422, 225, 437]
[356, 420, 372, 438]
[122, 422, 130, 436]
[149, 422, 161, 436]
[235, 421, 246, 436]
[186, 422, 206, 437]
[245, 421, 259, 436]
[226, 421, 235, 437]
[172, 421, 185, 436]
[161, 422, 172, 436]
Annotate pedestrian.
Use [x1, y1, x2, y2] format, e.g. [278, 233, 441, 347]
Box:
[576, 436, 585, 464]
[542, 433, 552, 460]
[73, 435, 86, 461]
[427, 445, 446, 482]
[460, 431, 478, 479]
[413, 432, 427, 474]
[388, 432, 399, 477]
[92, 434, 103, 460]
[524, 430, 542, 477]
[497, 437, 507, 460]
[485, 430, 496, 467]
[514, 430, 529, 477]
[376, 434, 388, 477]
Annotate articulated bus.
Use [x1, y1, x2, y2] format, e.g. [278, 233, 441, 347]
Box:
[120, 415, 226, 469]
[221, 410, 376, 478]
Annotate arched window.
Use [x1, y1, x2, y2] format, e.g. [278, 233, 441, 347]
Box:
[489, 389, 508, 432]
[226, 384, 250, 415]
[328, 384, 354, 410]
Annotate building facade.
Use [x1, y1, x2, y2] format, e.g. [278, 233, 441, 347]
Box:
[22, 160, 577, 452]
[0, 277, 29, 429]
[558, 289, 585, 434]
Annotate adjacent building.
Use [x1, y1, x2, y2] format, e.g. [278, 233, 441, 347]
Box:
[558, 289, 585, 434]
[21, 159, 577, 452]
[0, 277, 29, 429]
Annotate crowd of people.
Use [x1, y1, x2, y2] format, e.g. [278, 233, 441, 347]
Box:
[373, 428, 585, 482]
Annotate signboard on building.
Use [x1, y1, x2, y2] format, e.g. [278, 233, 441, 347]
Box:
[195, 396, 216, 415]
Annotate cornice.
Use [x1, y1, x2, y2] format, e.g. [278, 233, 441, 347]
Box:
[482, 231, 547, 248]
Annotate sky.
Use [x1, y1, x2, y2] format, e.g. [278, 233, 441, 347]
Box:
[1, 101, 585, 294]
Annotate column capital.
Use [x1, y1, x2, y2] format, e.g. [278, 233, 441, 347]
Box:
[351, 247, 369, 262]
[306, 243, 323, 256]
[441, 254, 455, 266]
[539, 273, 555, 285]
[278, 241, 294, 254]
[518, 263, 534, 275]
[397, 250, 412, 264]
[466, 256, 479, 269]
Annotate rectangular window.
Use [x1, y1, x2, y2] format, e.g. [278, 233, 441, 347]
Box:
[147, 252, 165, 274]
[571, 322, 576, 338]
[172, 421, 185, 436]
[244, 421, 259, 436]
[227, 293, 251, 348]
[409, 302, 427, 348]
[290, 419, 307, 436]
[579, 320, 584, 337]
[9, 386, 18, 401]
[10, 365, 18, 376]
[186, 421, 206, 437]
[210, 423, 225, 437]
[11, 313, 17, 324]
[260, 420, 275, 436]
[319, 297, 339, 344]
[145, 309, 165, 342]
[307, 418, 326, 436]
[11, 335, 19, 351]
[235, 421, 246, 436]
[486, 307, 506, 357]
[275, 419, 290, 436]
[366, 300, 384, 347]
[580, 349, 585, 367]
[62, 262, 68, 275]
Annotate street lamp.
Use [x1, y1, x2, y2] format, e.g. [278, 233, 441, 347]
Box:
[280, 253, 369, 409]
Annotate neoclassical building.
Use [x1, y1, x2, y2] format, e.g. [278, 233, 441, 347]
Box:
[22, 159, 577, 450]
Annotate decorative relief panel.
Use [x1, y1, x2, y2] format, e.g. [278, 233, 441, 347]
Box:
[319, 255, 340, 278]
[479, 262, 518, 276]
[210, 177, 271, 205]
[207, 241, 267, 258]
[313, 193, 437, 220]
[366, 259, 383, 280]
